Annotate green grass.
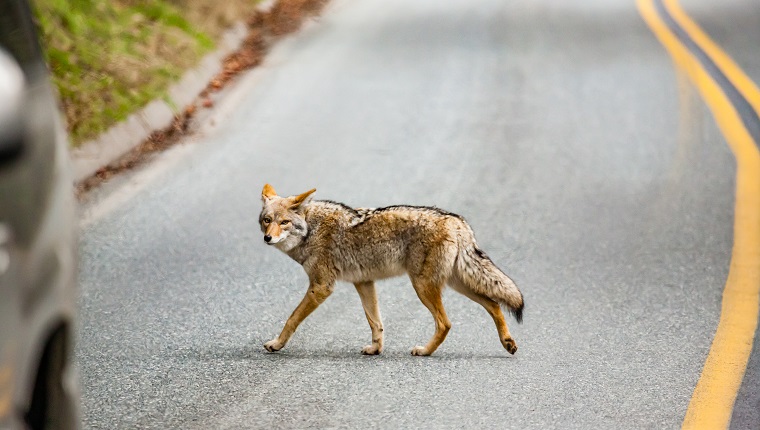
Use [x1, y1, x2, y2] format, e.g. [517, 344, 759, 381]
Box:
[33, 0, 257, 146]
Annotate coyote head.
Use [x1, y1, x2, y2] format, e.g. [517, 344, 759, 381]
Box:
[259, 184, 316, 251]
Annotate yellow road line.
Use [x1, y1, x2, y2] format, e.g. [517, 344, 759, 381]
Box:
[664, 0, 760, 117]
[637, 0, 760, 428]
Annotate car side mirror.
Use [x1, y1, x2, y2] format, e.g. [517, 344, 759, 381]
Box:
[0, 47, 25, 168]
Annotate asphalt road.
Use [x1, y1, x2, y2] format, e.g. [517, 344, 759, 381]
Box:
[76, 0, 757, 428]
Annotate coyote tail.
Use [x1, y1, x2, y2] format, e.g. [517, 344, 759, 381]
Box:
[454, 241, 524, 323]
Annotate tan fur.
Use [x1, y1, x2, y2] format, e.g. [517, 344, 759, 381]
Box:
[259, 184, 524, 356]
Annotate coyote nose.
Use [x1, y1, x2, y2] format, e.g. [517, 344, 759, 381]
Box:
[264, 235, 272, 243]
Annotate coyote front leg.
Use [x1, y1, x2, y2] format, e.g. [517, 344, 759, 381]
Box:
[354, 281, 384, 355]
[264, 281, 335, 352]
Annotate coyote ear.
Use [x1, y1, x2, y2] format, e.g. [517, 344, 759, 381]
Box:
[262, 183, 278, 202]
[288, 188, 316, 208]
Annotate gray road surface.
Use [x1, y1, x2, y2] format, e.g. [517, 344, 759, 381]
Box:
[76, 0, 757, 428]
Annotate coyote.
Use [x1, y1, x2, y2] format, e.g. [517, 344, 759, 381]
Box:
[259, 184, 524, 356]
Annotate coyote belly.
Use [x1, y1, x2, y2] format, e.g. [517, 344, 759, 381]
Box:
[258, 184, 524, 356]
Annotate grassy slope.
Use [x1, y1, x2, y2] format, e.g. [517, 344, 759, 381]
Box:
[34, 0, 259, 146]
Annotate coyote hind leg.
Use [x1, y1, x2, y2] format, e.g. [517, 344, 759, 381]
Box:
[354, 281, 384, 355]
[449, 280, 517, 354]
[409, 277, 451, 356]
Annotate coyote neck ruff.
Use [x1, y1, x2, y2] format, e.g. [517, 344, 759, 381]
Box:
[259, 184, 524, 356]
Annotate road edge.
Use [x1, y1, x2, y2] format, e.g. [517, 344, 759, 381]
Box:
[69, 1, 275, 184]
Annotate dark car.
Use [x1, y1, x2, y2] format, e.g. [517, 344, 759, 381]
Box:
[0, 1, 79, 429]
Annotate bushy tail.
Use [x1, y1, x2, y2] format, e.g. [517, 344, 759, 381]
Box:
[454, 244, 524, 323]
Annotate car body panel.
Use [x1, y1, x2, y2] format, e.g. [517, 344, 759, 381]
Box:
[0, 0, 79, 428]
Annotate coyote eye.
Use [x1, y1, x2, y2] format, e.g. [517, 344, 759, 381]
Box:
[263, 217, 272, 224]
[280, 220, 290, 225]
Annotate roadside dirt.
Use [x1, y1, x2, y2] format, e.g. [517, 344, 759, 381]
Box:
[76, 0, 329, 198]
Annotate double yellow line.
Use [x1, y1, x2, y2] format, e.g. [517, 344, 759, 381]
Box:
[638, 0, 760, 428]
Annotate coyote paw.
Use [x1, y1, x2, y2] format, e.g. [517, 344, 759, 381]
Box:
[361, 344, 382, 355]
[264, 339, 283, 352]
[502, 337, 518, 355]
[411, 346, 431, 356]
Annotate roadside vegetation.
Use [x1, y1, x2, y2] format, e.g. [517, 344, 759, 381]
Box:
[33, 0, 262, 146]
[65, 0, 329, 194]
